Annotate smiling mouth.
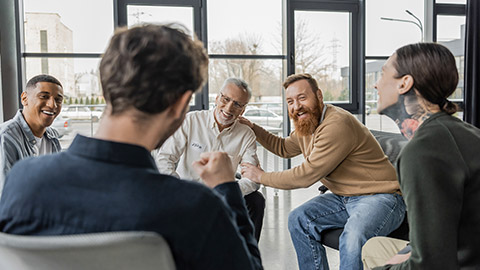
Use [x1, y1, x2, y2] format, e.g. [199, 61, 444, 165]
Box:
[42, 110, 56, 116]
[296, 111, 309, 119]
[221, 110, 233, 118]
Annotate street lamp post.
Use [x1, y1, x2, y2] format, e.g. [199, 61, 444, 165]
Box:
[381, 9, 424, 42]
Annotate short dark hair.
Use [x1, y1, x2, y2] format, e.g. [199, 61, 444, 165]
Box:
[99, 24, 208, 115]
[26, 74, 62, 91]
[394, 43, 458, 115]
[283, 73, 319, 94]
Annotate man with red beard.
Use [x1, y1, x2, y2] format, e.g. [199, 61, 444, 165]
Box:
[241, 73, 405, 270]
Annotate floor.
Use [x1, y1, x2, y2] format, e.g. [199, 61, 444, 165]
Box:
[258, 185, 340, 270]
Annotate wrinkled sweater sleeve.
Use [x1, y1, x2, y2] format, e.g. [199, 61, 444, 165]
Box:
[252, 123, 302, 158]
[256, 118, 357, 189]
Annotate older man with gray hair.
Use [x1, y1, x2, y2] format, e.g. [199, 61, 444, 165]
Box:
[155, 77, 265, 241]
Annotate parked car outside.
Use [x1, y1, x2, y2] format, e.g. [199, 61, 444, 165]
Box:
[260, 103, 283, 116]
[61, 105, 103, 122]
[366, 105, 371, 115]
[243, 107, 283, 129]
[51, 115, 71, 139]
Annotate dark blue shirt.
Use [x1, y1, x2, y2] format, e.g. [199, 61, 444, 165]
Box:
[0, 135, 262, 270]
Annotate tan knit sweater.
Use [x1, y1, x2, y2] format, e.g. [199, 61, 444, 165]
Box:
[253, 104, 400, 196]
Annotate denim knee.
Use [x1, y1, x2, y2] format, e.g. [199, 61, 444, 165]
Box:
[288, 206, 307, 233]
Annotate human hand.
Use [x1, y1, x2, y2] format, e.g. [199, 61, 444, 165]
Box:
[237, 116, 254, 129]
[385, 252, 411, 265]
[192, 152, 235, 188]
[240, 162, 264, 184]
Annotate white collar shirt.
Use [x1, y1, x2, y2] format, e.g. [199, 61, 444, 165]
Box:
[154, 109, 260, 196]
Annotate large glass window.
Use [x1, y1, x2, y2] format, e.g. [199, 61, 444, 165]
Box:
[23, 0, 113, 53]
[207, 0, 285, 172]
[207, 0, 282, 55]
[434, 1, 466, 119]
[366, 0, 424, 56]
[126, 5, 194, 33]
[437, 15, 465, 102]
[294, 10, 351, 103]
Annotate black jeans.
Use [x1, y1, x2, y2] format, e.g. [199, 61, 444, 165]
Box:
[244, 191, 265, 242]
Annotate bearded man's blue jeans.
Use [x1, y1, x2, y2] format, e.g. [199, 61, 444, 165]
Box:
[288, 192, 406, 270]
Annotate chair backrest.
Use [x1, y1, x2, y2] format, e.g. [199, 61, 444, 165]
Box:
[370, 129, 408, 166]
[0, 231, 176, 270]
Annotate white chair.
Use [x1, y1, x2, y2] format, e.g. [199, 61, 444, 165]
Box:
[0, 231, 176, 270]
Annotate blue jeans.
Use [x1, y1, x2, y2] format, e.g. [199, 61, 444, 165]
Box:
[288, 193, 405, 270]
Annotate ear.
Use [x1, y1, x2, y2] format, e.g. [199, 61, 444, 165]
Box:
[20, 92, 28, 106]
[169, 91, 193, 119]
[316, 89, 323, 103]
[398, 75, 414, 95]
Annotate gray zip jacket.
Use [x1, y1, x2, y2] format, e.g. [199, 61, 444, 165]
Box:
[0, 110, 61, 198]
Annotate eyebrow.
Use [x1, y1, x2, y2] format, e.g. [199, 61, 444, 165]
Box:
[38, 91, 64, 98]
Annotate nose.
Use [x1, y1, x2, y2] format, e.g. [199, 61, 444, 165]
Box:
[47, 97, 57, 108]
[292, 100, 302, 110]
[224, 100, 235, 111]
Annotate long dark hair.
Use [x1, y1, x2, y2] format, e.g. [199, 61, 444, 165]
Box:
[394, 43, 458, 115]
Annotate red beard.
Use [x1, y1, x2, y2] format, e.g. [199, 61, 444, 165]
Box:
[289, 105, 322, 137]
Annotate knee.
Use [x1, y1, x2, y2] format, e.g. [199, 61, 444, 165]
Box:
[288, 207, 306, 233]
[340, 228, 368, 253]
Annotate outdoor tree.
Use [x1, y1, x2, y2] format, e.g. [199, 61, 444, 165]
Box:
[209, 34, 281, 102]
[294, 19, 344, 102]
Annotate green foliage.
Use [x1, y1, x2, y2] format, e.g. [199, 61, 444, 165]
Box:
[338, 88, 348, 101]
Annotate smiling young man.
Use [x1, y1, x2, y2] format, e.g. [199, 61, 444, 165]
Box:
[240, 73, 405, 270]
[155, 77, 265, 241]
[0, 74, 63, 197]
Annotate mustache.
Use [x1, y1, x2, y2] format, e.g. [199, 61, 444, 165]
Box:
[289, 108, 307, 120]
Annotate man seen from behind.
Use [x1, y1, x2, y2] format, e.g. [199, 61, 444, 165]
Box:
[0, 24, 262, 270]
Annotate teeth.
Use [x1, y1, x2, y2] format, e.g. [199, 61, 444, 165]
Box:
[42, 111, 54, 115]
[222, 111, 232, 117]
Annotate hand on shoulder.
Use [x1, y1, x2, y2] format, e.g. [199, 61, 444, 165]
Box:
[237, 116, 254, 129]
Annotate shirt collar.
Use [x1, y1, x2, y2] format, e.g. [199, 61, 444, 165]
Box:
[14, 110, 59, 143]
[14, 110, 36, 145]
[68, 135, 158, 169]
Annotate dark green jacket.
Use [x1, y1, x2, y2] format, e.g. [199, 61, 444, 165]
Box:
[376, 112, 480, 269]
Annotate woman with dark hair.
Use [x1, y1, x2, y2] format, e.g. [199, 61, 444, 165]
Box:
[361, 43, 480, 269]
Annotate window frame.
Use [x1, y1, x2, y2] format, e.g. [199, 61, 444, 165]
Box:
[433, 1, 466, 111]
[287, 0, 363, 115]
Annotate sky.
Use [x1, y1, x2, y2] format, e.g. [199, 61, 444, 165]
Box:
[23, 0, 465, 74]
